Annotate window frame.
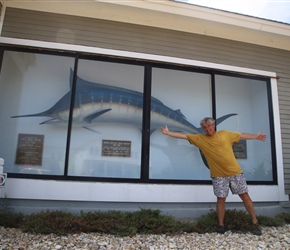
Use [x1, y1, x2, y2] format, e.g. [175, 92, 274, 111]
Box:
[0, 43, 278, 185]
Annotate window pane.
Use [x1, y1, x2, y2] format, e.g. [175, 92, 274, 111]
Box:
[215, 75, 273, 181]
[68, 60, 144, 178]
[0, 51, 75, 175]
[150, 68, 212, 180]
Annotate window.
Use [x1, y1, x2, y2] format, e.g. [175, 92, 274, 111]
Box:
[215, 74, 273, 181]
[0, 50, 75, 175]
[68, 59, 144, 178]
[0, 47, 276, 183]
[150, 67, 212, 180]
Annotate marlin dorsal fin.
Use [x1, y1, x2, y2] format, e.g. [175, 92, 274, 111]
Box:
[175, 109, 187, 119]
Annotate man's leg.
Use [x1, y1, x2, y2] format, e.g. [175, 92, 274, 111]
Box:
[239, 192, 262, 235]
[212, 177, 229, 234]
[238, 192, 258, 224]
[217, 197, 226, 226]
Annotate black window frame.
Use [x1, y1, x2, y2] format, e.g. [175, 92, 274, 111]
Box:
[0, 45, 277, 185]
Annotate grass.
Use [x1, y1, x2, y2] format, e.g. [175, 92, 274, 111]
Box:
[0, 206, 289, 236]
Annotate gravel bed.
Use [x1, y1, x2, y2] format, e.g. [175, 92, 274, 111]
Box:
[0, 225, 290, 250]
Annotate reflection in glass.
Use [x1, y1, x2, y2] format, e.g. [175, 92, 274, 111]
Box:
[68, 60, 144, 178]
[215, 75, 273, 181]
[0, 51, 75, 175]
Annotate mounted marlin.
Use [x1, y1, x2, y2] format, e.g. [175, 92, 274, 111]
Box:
[11, 69, 236, 134]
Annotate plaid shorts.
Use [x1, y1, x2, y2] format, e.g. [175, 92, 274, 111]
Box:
[212, 174, 248, 198]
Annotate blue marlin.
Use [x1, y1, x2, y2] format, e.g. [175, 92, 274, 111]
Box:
[11, 69, 236, 134]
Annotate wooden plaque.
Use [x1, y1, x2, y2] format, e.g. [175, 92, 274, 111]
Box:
[15, 134, 44, 165]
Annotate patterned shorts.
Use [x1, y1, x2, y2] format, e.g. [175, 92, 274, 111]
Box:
[212, 174, 248, 198]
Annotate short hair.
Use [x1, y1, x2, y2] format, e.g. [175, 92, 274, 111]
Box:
[200, 117, 215, 127]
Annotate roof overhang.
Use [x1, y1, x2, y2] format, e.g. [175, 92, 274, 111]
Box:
[1, 0, 290, 51]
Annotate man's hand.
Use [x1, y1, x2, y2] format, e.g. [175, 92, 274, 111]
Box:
[160, 126, 188, 139]
[160, 125, 169, 135]
[240, 131, 267, 141]
[256, 131, 267, 141]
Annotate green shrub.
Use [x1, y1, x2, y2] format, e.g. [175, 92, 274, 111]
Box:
[193, 209, 252, 234]
[20, 210, 89, 235]
[0, 207, 289, 236]
[194, 209, 290, 234]
[194, 209, 218, 234]
[0, 196, 24, 228]
[81, 210, 125, 235]
[257, 215, 284, 227]
[224, 209, 252, 233]
[0, 210, 24, 228]
[274, 212, 290, 224]
[122, 209, 185, 235]
[81, 209, 186, 236]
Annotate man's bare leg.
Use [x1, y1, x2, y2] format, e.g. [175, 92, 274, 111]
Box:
[239, 192, 258, 224]
[217, 197, 226, 226]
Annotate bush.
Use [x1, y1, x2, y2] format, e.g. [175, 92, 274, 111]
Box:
[0, 196, 24, 228]
[194, 209, 218, 234]
[0, 208, 289, 236]
[273, 212, 290, 224]
[21, 210, 90, 235]
[81, 209, 187, 236]
[0, 210, 24, 228]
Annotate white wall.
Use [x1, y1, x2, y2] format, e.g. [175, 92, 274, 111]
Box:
[2, 178, 287, 203]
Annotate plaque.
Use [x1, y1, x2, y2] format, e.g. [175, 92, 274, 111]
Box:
[233, 140, 247, 159]
[15, 134, 44, 165]
[102, 140, 131, 157]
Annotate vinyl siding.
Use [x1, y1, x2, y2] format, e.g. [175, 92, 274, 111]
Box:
[2, 7, 290, 194]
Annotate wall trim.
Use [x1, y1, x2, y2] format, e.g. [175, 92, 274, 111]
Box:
[0, 37, 276, 78]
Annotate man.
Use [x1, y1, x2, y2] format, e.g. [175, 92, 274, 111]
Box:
[160, 117, 266, 235]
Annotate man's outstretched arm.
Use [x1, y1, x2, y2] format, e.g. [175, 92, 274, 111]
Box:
[240, 131, 266, 141]
[160, 125, 188, 139]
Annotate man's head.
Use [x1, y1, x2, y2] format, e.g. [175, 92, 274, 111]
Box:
[200, 117, 216, 136]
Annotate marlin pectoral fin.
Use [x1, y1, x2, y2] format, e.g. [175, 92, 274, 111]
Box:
[83, 109, 112, 123]
[39, 118, 59, 125]
[82, 126, 101, 134]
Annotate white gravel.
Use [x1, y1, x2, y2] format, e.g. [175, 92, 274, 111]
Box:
[0, 225, 290, 249]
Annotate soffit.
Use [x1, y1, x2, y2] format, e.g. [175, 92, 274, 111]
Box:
[2, 0, 290, 51]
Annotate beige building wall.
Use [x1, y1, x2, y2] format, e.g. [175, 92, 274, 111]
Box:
[1, 7, 290, 194]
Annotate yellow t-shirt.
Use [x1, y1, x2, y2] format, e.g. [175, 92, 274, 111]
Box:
[186, 130, 242, 178]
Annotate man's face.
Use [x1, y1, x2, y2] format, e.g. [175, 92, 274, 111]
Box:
[202, 123, 216, 136]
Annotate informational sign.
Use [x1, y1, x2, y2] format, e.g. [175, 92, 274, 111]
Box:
[102, 140, 131, 157]
[15, 134, 44, 165]
[0, 173, 7, 188]
[233, 140, 247, 159]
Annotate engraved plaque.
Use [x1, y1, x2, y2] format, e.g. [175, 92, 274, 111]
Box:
[233, 140, 247, 159]
[15, 134, 44, 165]
[102, 140, 131, 157]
